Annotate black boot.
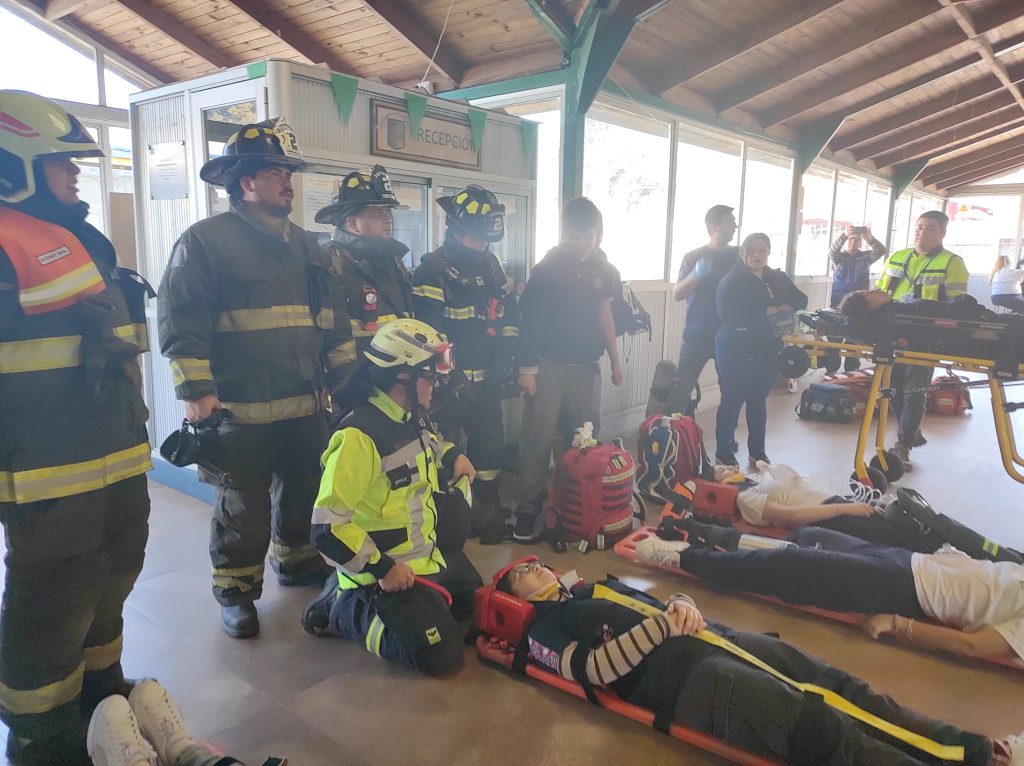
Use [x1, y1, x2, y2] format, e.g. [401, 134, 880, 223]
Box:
[301, 576, 339, 637]
[473, 479, 510, 546]
[273, 554, 334, 587]
[675, 517, 742, 551]
[221, 603, 259, 638]
[6, 725, 90, 766]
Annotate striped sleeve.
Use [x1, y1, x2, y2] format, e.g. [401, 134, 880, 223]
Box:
[556, 614, 672, 686]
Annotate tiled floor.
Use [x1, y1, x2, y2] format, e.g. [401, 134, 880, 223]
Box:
[4, 377, 1024, 765]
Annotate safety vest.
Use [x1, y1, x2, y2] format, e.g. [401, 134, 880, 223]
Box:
[314, 390, 448, 589]
[0, 207, 105, 314]
[877, 248, 958, 301]
[0, 208, 151, 505]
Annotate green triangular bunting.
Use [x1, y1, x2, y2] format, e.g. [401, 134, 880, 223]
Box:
[520, 120, 539, 167]
[468, 107, 487, 152]
[405, 92, 428, 138]
[330, 73, 359, 125]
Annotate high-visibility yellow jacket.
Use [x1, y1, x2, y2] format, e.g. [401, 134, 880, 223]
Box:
[0, 204, 151, 505]
[311, 389, 463, 589]
[876, 247, 969, 302]
[158, 202, 355, 425]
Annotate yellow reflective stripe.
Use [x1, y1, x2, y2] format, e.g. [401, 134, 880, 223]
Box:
[327, 340, 357, 370]
[591, 585, 965, 762]
[270, 541, 320, 565]
[220, 394, 319, 424]
[0, 662, 83, 715]
[215, 305, 320, 333]
[442, 306, 476, 320]
[461, 369, 489, 382]
[212, 563, 264, 593]
[84, 635, 123, 672]
[0, 442, 151, 505]
[502, 326, 519, 337]
[316, 308, 335, 330]
[982, 539, 999, 555]
[0, 335, 81, 373]
[113, 322, 150, 351]
[212, 564, 265, 578]
[18, 262, 104, 310]
[350, 313, 400, 337]
[476, 468, 500, 481]
[169, 357, 212, 386]
[365, 615, 386, 657]
[412, 285, 445, 301]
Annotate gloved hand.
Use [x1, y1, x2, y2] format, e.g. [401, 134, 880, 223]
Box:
[692, 256, 712, 281]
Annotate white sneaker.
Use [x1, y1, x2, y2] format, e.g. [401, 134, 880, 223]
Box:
[635, 536, 690, 567]
[1004, 732, 1023, 765]
[128, 680, 194, 766]
[87, 695, 158, 766]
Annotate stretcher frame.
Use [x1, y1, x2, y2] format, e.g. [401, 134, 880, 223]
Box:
[615, 527, 1024, 672]
[782, 331, 1024, 486]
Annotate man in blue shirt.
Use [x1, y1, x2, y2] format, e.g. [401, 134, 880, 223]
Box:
[671, 205, 739, 414]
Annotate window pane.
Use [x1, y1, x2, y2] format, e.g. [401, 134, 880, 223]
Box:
[104, 66, 142, 109]
[583, 102, 671, 280]
[391, 181, 428, 271]
[832, 170, 868, 240]
[794, 163, 834, 277]
[502, 101, 561, 264]
[203, 102, 258, 215]
[976, 167, 1024, 186]
[893, 192, 913, 251]
[910, 193, 943, 225]
[0, 8, 98, 104]
[671, 123, 742, 278]
[72, 124, 105, 233]
[945, 194, 1022, 274]
[108, 126, 134, 195]
[865, 182, 890, 237]
[740, 148, 793, 269]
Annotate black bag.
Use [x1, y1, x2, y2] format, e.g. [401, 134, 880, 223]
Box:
[797, 382, 854, 423]
[372, 579, 459, 654]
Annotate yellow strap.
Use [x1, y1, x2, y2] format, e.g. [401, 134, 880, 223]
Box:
[591, 584, 964, 762]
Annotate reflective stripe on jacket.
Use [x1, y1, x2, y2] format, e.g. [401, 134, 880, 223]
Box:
[312, 389, 461, 589]
[876, 248, 968, 301]
[158, 203, 354, 424]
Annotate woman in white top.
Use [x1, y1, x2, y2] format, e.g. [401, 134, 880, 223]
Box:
[990, 255, 1024, 313]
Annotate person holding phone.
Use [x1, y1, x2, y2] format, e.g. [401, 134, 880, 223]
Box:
[829, 225, 888, 310]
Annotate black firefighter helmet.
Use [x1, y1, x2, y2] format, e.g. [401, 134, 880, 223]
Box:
[314, 164, 407, 225]
[437, 184, 505, 243]
[199, 117, 306, 187]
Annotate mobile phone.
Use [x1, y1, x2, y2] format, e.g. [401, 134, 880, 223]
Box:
[851, 226, 868, 235]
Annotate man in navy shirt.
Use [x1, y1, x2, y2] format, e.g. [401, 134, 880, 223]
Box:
[671, 205, 739, 414]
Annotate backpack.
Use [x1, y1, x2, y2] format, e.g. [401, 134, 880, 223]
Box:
[821, 368, 875, 417]
[547, 433, 640, 548]
[928, 373, 972, 416]
[796, 382, 855, 423]
[637, 414, 710, 502]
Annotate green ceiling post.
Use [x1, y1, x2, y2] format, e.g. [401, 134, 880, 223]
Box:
[437, 69, 567, 102]
[893, 159, 930, 198]
[795, 117, 846, 175]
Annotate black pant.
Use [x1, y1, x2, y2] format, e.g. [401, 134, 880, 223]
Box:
[715, 351, 777, 458]
[0, 474, 150, 740]
[327, 551, 481, 675]
[671, 631, 991, 765]
[675, 333, 717, 415]
[206, 414, 328, 605]
[679, 528, 926, 617]
[433, 377, 505, 479]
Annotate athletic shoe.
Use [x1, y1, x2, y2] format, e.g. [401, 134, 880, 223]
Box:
[787, 378, 799, 393]
[87, 695, 157, 766]
[890, 443, 913, 472]
[127, 681, 193, 766]
[636, 536, 690, 567]
[512, 512, 540, 543]
[748, 455, 770, 472]
[715, 453, 739, 468]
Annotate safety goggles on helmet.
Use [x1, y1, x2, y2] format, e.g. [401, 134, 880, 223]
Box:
[199, 116, 306, 187]
[437, 185, 506, 243]
[0, 89, 104, 203]
[314, 164, 408, 224]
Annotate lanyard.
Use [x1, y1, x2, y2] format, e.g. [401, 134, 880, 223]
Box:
[591, 583, 964, 762]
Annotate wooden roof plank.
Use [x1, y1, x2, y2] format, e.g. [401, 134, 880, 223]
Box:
[941, 154, 1024, 188]
[44, 0, 102, 19]
[652, 0, 848, 95]
[872, 113, 1024, 167]
[113, 0, 236, 69]
[710, 0, 944, 113]
[61, 17, 173, 82]
[924, 142, 1024, 185]
[922, 133, 1024, 178]
[361, 0, 466, 83]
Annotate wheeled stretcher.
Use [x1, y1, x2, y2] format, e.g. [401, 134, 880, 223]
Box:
[779, 309, 1024, 485]
[614, 527, 1023, 672]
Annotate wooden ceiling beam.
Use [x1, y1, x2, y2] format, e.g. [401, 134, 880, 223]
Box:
[43, 0, 101, 19]
[650, 0, 848, 95]
[941, 154, 1024, 189]
[224, 0, 355, 75]
[831, 60, 1024, 152]
[871, 113, 1024, 168]
[939, 0, 1024, 113]
[924, 143, 1024, 186]
[710, 0, 941, 113]
[114, 0, 236, 69]
[62, 18, 171, 83]
[361, 0, 465, 83]
[457, 45, 563, 89]
[921, 133, 1024, 179]
[851, 93, 1020, 160]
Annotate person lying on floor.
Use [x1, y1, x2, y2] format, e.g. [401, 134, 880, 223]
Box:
[493, 560, 1021, 766]
[838, 290, 999, 321]
[638, 524, 1024, 664]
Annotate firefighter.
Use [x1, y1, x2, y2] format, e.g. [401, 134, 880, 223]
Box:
[158, 118, 354, 639]
[0, 90, 153, 765]
[412, 185, 518, 544]
[315, 164, 415, 377]
[301, 318, 483, 675]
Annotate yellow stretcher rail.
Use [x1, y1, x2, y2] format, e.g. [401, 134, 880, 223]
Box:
[782, 333, 1024, 486]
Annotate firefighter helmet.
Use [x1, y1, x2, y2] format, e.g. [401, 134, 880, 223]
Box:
[437, 185, 505, 242]
[0, 90, 104, 203]
[314, 164, 407, 224]
[199, 117, 306, 187]
[365, 318, 453, 376]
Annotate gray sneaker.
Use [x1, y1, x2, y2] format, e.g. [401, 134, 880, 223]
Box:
[891, 443, 913, 473]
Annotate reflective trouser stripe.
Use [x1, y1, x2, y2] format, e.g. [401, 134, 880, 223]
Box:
[502, 326, 519, 337]
[270, 541, 319, 565]
[83, 635, 123, 672]
[0, 662, 83, 716]
[0, 442, 152, 505]
[365, 615, 386, 657]
[215, 305, 333, 332]
[220, 394, 320, 425]
[212, 564, 264, 593]
[169, 357, 213, 387]
[19, 262, 104, 313]
[412, 285, 444, 301]
[442, 306, 476, 320]
[461, 369, 490, 382]
[327, 340, 357, 370]
[475, 468, 500, 481]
